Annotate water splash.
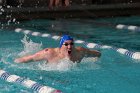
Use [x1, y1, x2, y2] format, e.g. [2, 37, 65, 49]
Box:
[18, 35, 42, 57]
[38, 58, 77, 71]
[36, 57, 100, 71]
[11, 56, 100, 72]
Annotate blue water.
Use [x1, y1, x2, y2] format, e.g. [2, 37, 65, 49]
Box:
[0, 16, 140, 93]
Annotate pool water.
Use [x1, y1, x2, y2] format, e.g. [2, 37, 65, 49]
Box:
[0, 16, 140, 93]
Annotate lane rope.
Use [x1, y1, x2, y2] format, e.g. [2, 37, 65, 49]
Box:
[0, 69, 62, 93]
[116, 24, 140, 32]
[14, 28, 140, 60]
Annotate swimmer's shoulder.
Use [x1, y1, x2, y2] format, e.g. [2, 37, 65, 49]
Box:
[44, 48, 59, 54]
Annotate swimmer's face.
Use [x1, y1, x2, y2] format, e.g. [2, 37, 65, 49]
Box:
[61, 40, 74, 56]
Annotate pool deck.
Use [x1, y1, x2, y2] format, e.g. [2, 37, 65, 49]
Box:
[1, 3, 140, 21]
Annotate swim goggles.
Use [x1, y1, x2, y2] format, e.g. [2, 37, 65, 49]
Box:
[63, 42, 74, 46]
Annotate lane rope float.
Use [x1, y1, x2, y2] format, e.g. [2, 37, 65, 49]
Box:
[116, 24, 140, 32]
[0, 69, 62, 93]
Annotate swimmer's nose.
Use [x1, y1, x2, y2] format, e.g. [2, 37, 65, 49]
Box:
[68, 44, 73, 48]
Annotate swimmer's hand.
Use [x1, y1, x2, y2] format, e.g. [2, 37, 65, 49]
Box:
[82, 57, 99, 62]
[14, 58, 25, 63]
[87, 57, 99, 62]
[92, 57, 99, 62]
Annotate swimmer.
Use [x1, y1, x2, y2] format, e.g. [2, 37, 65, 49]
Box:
[14, 35, 101, 63]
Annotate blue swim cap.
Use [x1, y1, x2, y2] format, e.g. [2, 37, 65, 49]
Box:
[59, 35, 73, 48]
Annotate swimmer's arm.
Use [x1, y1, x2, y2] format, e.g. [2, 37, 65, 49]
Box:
[86, 49, 101, 57]
[14, 49, 48, 63]
[14, 55, 35, 63]
[78, 47, 101, 57]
